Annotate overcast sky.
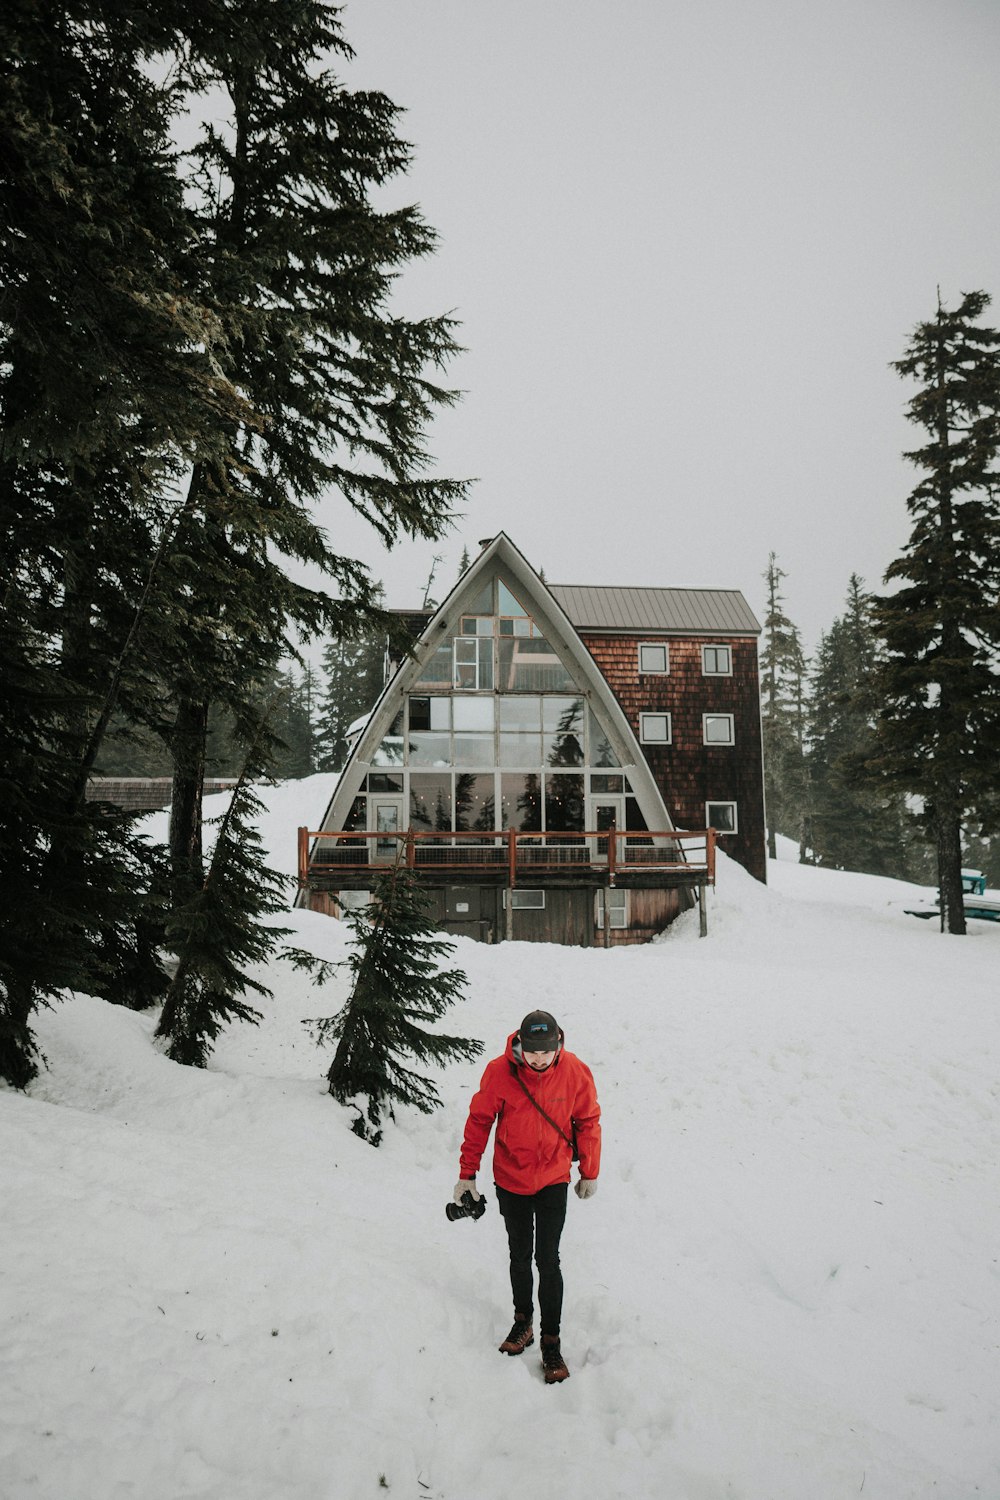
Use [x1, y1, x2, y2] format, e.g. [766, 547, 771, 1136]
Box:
[316, 0, 1000, 653]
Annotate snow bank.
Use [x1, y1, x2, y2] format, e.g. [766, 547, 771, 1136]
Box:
[3, 780, 998, 1499]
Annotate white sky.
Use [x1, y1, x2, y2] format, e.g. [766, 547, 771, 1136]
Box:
[315, 0, 1000, 652]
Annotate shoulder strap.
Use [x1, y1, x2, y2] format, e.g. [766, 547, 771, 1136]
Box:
[510, 1062, 574, 1149]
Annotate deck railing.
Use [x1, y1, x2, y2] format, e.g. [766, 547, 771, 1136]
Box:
[297, 826, 716, 887]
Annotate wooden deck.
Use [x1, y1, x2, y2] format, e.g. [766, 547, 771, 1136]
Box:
[298, 827, 716, 888]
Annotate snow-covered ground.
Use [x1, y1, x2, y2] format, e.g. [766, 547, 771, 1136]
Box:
[2, 781, 998, 1500]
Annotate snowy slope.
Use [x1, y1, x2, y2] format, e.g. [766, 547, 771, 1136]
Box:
[2, 784, 998, 1500]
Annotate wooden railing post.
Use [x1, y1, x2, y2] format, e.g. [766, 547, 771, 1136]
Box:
[707, 826, 716, 885]
[406, 830, 415, 869]
[297, 827, 309, 887]
[607, 819, 617, 884]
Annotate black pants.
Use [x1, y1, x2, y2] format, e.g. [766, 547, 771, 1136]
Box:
[495, 1182, 568, 1337]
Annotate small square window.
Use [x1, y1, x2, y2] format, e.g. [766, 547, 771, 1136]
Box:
[702, 645, 732, 676]
[596, 888, 628, 929]
[703, 713, 734, 745]
[503, 889, 546, 910]
[706, 801, 738, 833]
[639, 712, 671, 744]
[638, 642, 669, 674]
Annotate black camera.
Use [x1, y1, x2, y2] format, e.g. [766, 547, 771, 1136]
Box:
[446, 1188, 487, 1223]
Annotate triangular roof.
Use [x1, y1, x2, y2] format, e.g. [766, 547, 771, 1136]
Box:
[314, 532, 675, 838]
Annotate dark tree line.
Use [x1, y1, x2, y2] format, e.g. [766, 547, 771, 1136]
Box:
[0, 0, 466, 1084]
[761, 290, 1000, 921]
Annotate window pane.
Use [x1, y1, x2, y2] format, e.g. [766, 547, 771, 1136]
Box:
[344, 795, 366, 832]
[591, 774, 624, 794]
[372, 734, 405, 766]
[453, 696, 495, 730]
[415, 644, 452, 686]
[588, 708, 620, 767]
[497, 581, 528, 617]
[409, 774, 452, 834]
[467, 580, 492, 613]
[640, 713, 670, 743]
[499, 732, 542, 767]
[367, 774, 402, 793]
[501, 773, 542, 831]
[455, 773, 496, 832]
[639, 643, 668, 673]
[499, 697, 540, 729]
[707, 802, 737, 831]
[511, 890, 545, 909]
[408, 732, 452, 766]
[544, 697, 584, 766]
[499, 636, 573, 692]
[409, 696, 430, 731]
[704, 645, 731, 674]
[704, 715, 734, 744]
[544, 773, 585, 835]
[429, 697, 451, 731]
[452, 734, 494, 767]
[542, 696, 582, 731]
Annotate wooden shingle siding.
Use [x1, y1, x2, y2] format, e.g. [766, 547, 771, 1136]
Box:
[580, 633, 766, 883]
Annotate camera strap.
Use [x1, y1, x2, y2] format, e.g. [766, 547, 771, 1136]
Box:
[510, 1064, 579, 1161]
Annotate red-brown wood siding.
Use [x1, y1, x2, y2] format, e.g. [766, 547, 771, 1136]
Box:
[580, 633, 767, 883]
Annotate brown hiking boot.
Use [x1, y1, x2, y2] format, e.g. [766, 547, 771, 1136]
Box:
[541, 1334, 570, 1383]
[499, 1314, 534, 1355]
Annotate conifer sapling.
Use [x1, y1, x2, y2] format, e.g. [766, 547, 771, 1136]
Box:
[304, 860, 482, 1145]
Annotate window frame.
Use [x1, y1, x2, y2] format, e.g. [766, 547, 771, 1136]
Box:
[596, 887, 628, 930]
[702, 712, 735, 746]
[705, 800, 738, 834]
[503, 889, 546, 910]
[639, 711, 672, 745]
[638, 641, 670, 675]
[701, 643, 732, 676]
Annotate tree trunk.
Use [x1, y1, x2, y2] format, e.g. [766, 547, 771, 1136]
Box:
[169, 693, 210, 905]
[936, 804, 966, 935]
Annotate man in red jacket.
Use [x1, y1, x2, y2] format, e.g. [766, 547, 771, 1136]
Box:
[452, 1009, 601, 1384]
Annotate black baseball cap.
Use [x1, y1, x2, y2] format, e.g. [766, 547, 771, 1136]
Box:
[519, 1010, 560, 1052]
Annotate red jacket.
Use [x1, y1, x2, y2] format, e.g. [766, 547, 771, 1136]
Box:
[459, 1032, 602, 1194]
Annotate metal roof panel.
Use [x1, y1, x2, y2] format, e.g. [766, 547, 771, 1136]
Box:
[548, 584, 760, 635]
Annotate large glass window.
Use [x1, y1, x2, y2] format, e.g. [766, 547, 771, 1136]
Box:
[372, 711, 405, 765]
[414, 644, 452, 687]
[452, 734, 494, 767]
[544, 698, 584, 766]
[455, 773, 496, 833]
[453, 697, 494, 731]
[455, 635, 494, 690]
[408, 733, 452, 766]
[409, 774, 452, 837]
[588, 707, 619, 768]
[498, 635, 574, 692]
[501, 773, 542, 832]
[408, 696, 450, 732]
[544, 772, 585, 838]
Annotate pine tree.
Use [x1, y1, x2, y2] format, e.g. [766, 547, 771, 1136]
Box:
[759, 554, 809, 860]
[159, 2, 467, 908]
[157, 745, 290, 1068]
[306, 862, 482, 1145]
[316, 612, 387, 771]
[808, 577, 914, 876]
[0, 1, 241, 1086]
[870, 291, 1000, 933]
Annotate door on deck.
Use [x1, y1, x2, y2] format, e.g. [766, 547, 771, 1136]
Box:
[370, 797, 405, 863]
